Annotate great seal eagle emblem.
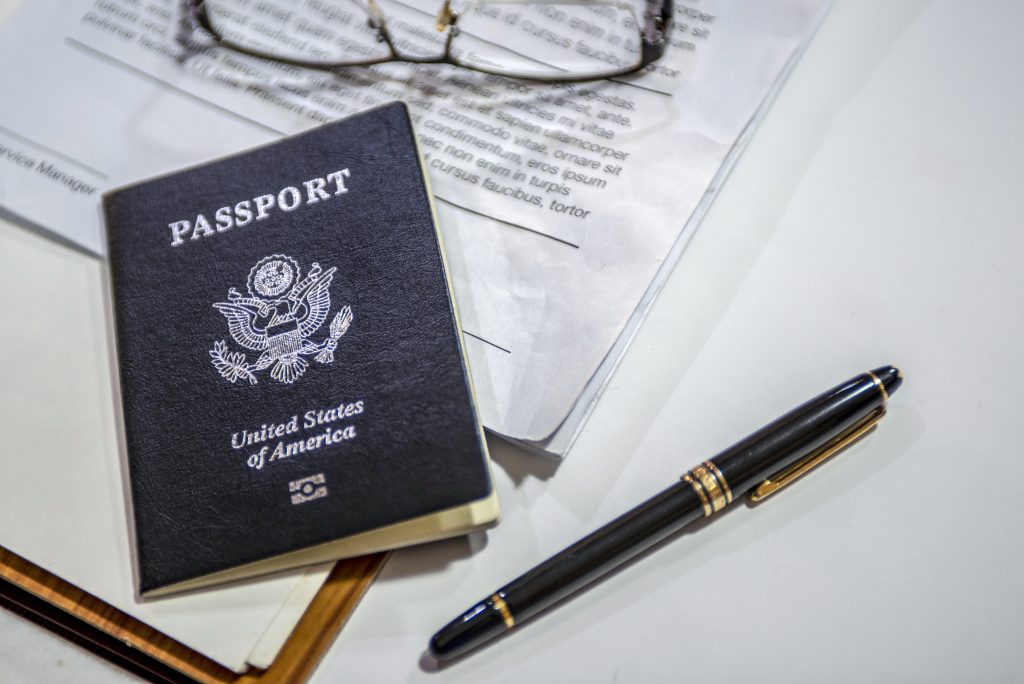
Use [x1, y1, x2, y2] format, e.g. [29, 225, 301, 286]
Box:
[209, 254, 353, 385]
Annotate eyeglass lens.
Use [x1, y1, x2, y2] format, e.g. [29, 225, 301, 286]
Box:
[204, 0, 647, 78]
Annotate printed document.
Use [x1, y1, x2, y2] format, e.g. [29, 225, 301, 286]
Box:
[0, 0, 828, 453]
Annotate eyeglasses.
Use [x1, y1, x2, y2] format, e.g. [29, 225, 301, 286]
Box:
[187, 0, 673, 82]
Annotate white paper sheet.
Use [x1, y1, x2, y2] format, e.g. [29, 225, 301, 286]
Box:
[0, 0, 827, 449]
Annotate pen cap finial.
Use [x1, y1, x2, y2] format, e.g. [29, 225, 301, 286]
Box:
[870, 365, 903, 399]
[429, 598, 509, 661]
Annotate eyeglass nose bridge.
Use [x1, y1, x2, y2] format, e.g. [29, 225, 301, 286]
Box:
[364, 0, 463, 65]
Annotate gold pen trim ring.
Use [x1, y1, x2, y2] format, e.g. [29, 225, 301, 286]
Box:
[684, 463, 732, 516]
[682, 473, 713, 516]
[703, 460, 733, 504]
[491, 593, 515, 629]
[693, 465, 727, 512]
[866, 370, 888, 403]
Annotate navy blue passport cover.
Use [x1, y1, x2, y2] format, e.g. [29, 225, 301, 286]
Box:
[104, 103, 494, 596]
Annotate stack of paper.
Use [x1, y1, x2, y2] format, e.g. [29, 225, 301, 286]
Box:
[0, 0, 829, 457]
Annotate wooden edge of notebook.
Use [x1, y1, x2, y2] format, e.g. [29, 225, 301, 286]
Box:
[237, 552, 387, 684]
[0, 546, 387, 683]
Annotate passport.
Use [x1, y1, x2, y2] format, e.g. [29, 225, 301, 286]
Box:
[104, 103, 499, 597]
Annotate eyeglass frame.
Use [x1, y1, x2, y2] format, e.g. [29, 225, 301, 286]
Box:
[186, 0, 674, 83]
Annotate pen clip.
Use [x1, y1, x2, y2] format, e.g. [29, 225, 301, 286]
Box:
[749, 405, 887, 502]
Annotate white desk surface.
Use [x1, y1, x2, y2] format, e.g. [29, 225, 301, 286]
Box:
[3, 0, 1023, 682]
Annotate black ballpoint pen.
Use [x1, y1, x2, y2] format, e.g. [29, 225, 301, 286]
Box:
[429, 366, 903, 660]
